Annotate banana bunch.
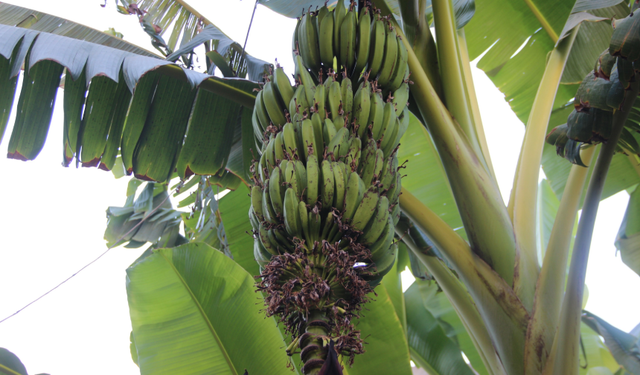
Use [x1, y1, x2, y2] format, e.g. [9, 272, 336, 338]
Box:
[250, 95, 406, 283]
[293, 1, 409, 94]
[251, 3, 413, 368]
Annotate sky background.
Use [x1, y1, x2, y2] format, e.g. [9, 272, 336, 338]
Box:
[0, 1, 638, 374]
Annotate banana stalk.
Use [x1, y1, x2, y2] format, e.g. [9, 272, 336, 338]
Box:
[432, 0, 490, 174]
[397, 0, 443, 99]
[457, 29, 497, 181]
[396, 214, 507, 375]
[509, 28, 578, 312]
[400, 189, 529, 375]
[542, 79, 640, 375]
[524, 146, 595, 375]
[374, 0, 519, 289]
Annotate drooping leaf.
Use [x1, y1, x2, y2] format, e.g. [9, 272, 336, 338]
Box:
[0, 20, 259, 183]
[126, 242, 292, 375]
[616, 185, 640, 277]
[404, 281, 476, 375]
[0, 3, 157, 57]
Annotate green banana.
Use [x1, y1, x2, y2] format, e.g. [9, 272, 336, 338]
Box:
[298, 10, 321, 75]
[327, 126, 350, 160]
[321, 210, 335, 240]
[354, 6, 371, 77]
[359, 195, 389, 245]
[323, 118, 338, 150]
[333, 161, 346, 211]
[320, 160, 335, 212]
[343, 171, 363, 220]
[392, 81, 409, 116]
[251, 105, 265, 143]
[353, 80, 372, 137]
[341, 73, 354, 117]
[333, 0, 347, 61]
[269, 166, 284, 217]
[377, 24, 398, 87]
[251, 185, 264, 221]
[294, 54, 317, 102]
[318, 6, 335, 68]
[259, 223, 279, 256]
[308, 206, 322, 247]
[351, 187, 379, 230]
[378, 100, 397, 143]
[254, 238, 272, 267]
[311, 112, 325, 150]
[283, 122, 299, 160]
[274, 131, 286, 161]
[381, 118, 399, 158]
[359, 137, 377, 179]
[262, 183, 277, 224]
[306, 154, 320, 205]
[262, 81, 287, 127]
[301, 118, 319, 160]
[327, 81, 343, 121]
[368, 14, 386, 78]
[313, 83, 326, 119]
[299, 200, 311, 247]
[388, 34, 408, 93]
[369, 89, 385, 139]
[284, 159, 299, 197]
[391, 202, 401, 226]
[274, 64, 294, 110]
[369, 216, 394, 263]
[295, 160, 307, 201]
[339, 6, 357, 75]
[345, 136, 361, 172]
[284, 187, 302, 237]
[255, 89, 272, 130]
[370, 241, 396, 277]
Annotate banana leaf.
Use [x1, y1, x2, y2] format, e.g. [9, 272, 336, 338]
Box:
[0, 11, 259, 183]
[126, 242, 292, 375]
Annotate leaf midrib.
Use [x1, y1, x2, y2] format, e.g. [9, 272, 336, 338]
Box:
[159, 249, 238, 375]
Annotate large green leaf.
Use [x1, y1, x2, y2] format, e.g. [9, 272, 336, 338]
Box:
[397, 112, 466, 239]
[464, 0, 575, 123]
[126, 242, 291, 375]
[616, 185, 640, 277]
[405, 281, 476, 375]
[346, 283, 413, 375]
[0, 18, 259, 183]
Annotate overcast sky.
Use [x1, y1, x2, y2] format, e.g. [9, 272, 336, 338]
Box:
[0, 1, 638, 375]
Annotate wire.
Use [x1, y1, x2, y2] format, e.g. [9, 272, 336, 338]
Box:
[238, 0, 259, 77]
[0, 186, 175, 325]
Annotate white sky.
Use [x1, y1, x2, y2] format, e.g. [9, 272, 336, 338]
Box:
[0, 1, 638, 374]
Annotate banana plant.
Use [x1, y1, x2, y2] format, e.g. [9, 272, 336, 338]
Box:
[1, 0, 639, 375]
